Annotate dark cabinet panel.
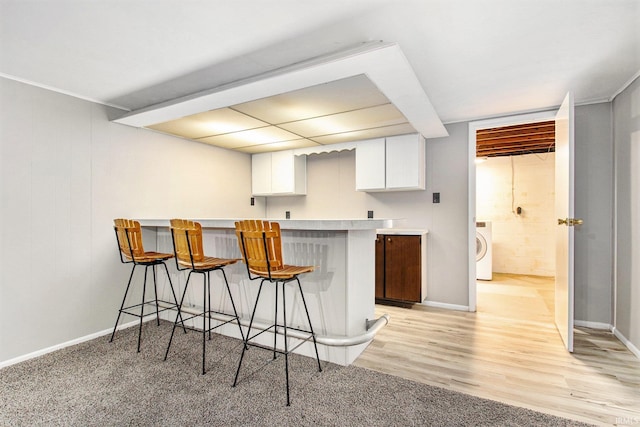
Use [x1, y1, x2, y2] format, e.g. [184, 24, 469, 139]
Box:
[376, 234, 422, 303]
[375, 235, 385, 299]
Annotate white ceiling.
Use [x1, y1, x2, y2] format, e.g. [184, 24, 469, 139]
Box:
[1, 0, 638, 144]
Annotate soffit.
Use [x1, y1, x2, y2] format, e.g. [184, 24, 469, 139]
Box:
[114, 42, 448, 153]
[147, 75, 417, 153]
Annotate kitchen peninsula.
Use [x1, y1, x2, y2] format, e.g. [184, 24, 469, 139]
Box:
[138, 218, 394, 365]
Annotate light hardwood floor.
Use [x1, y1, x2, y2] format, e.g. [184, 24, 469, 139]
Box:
[354, 273, 640, 426]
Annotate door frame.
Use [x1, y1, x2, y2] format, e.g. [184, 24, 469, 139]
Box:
[467, 110, 556, 312]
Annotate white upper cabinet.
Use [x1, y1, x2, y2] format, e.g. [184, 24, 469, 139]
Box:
[354, 138, 386, 191]
[385, 133, 425, 190]
[252, 150, 307, 196]
[356, 133, 425, 192]
[251, 152, 273, 195]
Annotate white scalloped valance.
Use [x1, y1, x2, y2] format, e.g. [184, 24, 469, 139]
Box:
[293, 141, 358, 156]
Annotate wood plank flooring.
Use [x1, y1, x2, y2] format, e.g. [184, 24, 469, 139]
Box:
[354, 273, 640, 426]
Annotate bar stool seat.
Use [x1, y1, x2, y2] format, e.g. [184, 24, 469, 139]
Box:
[110, 218, 185, 352]
[233, 219, 322, 406]
[183, 256, 237, 270]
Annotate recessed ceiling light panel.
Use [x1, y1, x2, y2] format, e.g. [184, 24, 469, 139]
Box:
[310, 123, 416, 145]
[279, 103, 408, 137]
[232, 74, 391, 124]
[197, 126, 301, 149]
[148, 108, 269, 139]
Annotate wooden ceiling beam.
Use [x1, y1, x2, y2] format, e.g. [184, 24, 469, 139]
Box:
[475, 120, 555, 158]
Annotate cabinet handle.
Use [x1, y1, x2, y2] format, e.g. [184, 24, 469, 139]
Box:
[387, 238, 391, 242]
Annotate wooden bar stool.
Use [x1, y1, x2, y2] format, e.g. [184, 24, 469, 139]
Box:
[110, 218, 185, 352]
[164, 219, 245, 375]
[233, 219, 322, 406]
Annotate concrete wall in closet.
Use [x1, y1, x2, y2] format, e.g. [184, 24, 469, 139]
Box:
[476, 153, 556, 277]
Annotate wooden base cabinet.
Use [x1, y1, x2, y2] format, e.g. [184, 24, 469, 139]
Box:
[375, 231, 427, 303]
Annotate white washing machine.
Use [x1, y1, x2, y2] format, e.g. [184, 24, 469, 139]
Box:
[476, 221, 492, 280]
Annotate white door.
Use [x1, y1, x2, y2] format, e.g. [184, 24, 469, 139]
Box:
[554, 92, 576, 352]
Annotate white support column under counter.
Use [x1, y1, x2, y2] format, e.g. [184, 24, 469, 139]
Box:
[138, 218, 395, 366]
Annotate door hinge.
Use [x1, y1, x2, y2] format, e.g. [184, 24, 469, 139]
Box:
[557, 218, 584, 226]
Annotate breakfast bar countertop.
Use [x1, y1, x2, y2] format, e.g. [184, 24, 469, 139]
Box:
[138, 218, 395, 231]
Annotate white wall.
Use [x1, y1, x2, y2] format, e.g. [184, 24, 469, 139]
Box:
[0, 77, 260, 363]
[613, 76, 640, 352]
[265, 123, 471, 308]
[574, 102, 614, 325]
[476, 153, 555, 276]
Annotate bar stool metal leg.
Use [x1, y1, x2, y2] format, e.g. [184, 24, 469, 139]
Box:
[233, 280, 265, 387]
[282, 281, 291, 406]
[152, 265, 160, 326]
[202, 272, 208, 375]
[165, 271, 193, 361]
[296, 277, 322, 372]
[161, 262, 187, 333]
[110, 265, 137, 343]
[220, 268, 245, 342]
[136, 266, 149, 353]
[165, 265, 245, 375]
[273, 281, 279, 360]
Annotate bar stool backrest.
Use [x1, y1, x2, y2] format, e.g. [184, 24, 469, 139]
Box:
[235, 220, 284, 276]
[114, 218, 145, 261]
[170, 219, 205, 266]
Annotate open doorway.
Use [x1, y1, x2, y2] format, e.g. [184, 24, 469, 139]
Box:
[469, 112, 555, 323]
[475, 140, 556, 318]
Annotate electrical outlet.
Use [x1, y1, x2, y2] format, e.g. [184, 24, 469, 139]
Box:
[368, 210, 374, 219]
[433, 192, 440, 203]
[285, 211, 290, 219]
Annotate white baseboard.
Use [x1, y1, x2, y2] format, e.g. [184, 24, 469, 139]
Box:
[0, 318, 150, 370]
[419, 300, 470, 312]
[612, 327, 640, 360]
[573, 321, 639, 360]
[574, 320, 613, 331]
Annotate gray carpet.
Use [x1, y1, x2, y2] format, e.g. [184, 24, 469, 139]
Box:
[1, 321, 591, 426]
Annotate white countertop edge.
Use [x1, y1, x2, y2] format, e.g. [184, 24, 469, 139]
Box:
[376, 228, 429, 235]
[137, 218, 395, 231]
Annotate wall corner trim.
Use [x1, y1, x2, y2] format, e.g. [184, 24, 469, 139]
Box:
[612, 327, 640, 360]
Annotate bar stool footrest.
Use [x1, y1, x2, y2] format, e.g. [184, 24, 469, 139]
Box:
[119, 300, 180, 319]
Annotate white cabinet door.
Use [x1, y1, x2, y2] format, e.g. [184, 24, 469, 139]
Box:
[271, 150, 307, 194]
[355, 138, 386, 191]
[252, 151, 306, 196]
[386, 134, 425, 190]
[251, 152, 272, 195]
[355, 134, 425, 192]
